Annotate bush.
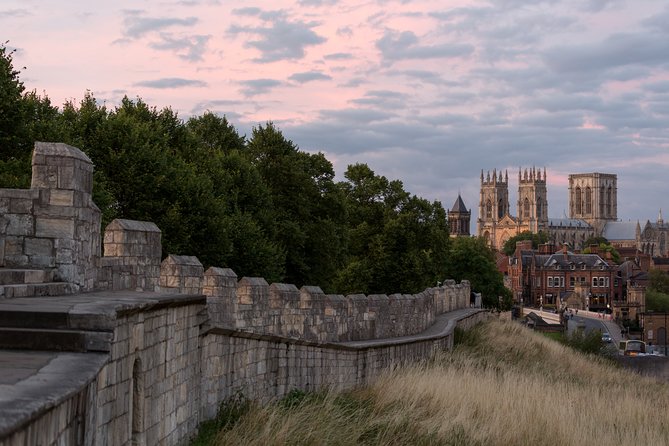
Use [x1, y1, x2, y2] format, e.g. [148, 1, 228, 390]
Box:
[562, 329, 603, 355]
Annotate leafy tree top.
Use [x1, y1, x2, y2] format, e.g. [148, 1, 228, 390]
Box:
[502, 231, 548, 256]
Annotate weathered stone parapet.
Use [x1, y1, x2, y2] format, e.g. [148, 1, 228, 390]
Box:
[160, 255, 204, 294]
[203, 267, 237, 326]
[268, 283, 302, 337]
[98, 219, 161, 291]
[236, 277, 269, 331]
[0, 142, 101, 290]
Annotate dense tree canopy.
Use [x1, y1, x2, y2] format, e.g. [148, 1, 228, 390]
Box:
[446, 237, 512, 309]
[502, 231, 549, 256]
[0, 46, 509, 306]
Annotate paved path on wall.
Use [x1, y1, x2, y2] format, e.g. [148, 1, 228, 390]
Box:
[0, 293, 483, 441]
[338, 307, 485, 348]
[0, 290, 205, 441]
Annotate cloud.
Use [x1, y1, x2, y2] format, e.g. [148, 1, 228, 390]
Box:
[239, 79, 283, 96]
[544, 32, 669, 74]
[0, 9, 30, 18]
[386, 69, 443, 85]
[336, 26, 353, 37]
[298, 0, 338, 6]
[148, 34, 210, 61]
[324, 52, 353, 60]
[134, 78, 207, 89]
[228, 10, 326, 62]
[350, 90, 408, 108]
[641, 8, 669, 34]
[288, 71, 332, 83]
[120, 11, 198, 39]
[376, 30, 474, 63]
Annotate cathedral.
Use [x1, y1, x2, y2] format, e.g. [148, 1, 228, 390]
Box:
[460, 167, 669, 257]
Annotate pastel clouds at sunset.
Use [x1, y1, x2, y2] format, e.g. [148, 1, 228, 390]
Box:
[3, 0, 669, 223]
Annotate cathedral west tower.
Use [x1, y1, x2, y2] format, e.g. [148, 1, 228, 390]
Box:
[517, 167, 548, 233]
[477, 169, 510, 246]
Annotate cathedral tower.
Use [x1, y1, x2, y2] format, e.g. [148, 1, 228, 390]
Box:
[568, 173, 617, 235]
[517, 167, 548, 233]
[477, 169, 509, 246]
[448, 194, 471, 237]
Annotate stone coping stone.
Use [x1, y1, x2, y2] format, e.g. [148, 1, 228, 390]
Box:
[0, 291, 206, 331]
[0, 349, 108, 439]
[205, 308, 486, 351]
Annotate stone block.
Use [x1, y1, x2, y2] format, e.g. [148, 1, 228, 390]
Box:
[24, 238, 54, 257]
[6, 214, 34, 236]
[49, 189, 74, 206]
[36, 218, 75, 238]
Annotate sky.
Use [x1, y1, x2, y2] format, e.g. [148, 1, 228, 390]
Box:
[3, 0, 669, 228]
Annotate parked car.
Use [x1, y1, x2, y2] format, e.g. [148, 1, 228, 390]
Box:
[601, 332, 613, 343]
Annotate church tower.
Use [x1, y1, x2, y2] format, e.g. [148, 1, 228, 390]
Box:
[477, 169, 509, 246]
[517, 167, 548, 233]
[568, 173, 617, 235]
[448, 194, 471, 237]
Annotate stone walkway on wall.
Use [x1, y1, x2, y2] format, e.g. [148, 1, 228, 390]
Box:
[0, 290, 484, 444]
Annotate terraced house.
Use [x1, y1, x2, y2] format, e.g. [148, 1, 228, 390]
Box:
[509, 241, 623, 312]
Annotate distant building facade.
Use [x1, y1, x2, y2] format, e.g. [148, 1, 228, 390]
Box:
[448, 194, 471, 237]
[508, 241, 623, 311]
[476, 169, 669, 256]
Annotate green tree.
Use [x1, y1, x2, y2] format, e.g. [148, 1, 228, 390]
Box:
[335, 164, 450, 295]
[646, 269, 669, 312]
[502, 231, 549, 256]
[583, 243, 620, 264]
[446, 237, 512, 309]
[247, 123, 347, 290]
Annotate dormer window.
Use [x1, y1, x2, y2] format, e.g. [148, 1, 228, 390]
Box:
[581, 264, 586, 270]
[555, 264, 560, 270]
[570, 264, 575, 270]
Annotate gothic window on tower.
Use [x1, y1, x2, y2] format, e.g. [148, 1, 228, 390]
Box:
[537, 199, 542, 219]
[486, 200, 492, 219]
[600, 186, 605, 215]
[498, 198, 504, 218]
[575, 187, 582, 214]
[585, 187, 592, 214]
[524, 198, 530, 219]
[607, 186, 612, 216]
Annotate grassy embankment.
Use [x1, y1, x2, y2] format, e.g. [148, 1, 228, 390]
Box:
[194, 319, 669, 445]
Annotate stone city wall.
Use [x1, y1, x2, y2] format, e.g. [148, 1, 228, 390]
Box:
[0, 142, 485, 446]
[0, 142, 100, 291]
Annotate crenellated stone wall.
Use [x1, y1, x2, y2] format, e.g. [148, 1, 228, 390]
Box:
[0, 142, 487, 446]
[0, 142, 101, 291]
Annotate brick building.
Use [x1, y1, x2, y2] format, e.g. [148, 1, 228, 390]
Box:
[508, 241, 623, 311]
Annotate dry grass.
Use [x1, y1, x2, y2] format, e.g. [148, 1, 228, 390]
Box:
[208, 320, 669, 446]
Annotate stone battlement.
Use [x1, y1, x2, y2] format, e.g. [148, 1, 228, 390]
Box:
[0, 142, 484, 446]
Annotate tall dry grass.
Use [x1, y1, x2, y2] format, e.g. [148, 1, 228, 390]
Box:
[209, 319, 669, 446]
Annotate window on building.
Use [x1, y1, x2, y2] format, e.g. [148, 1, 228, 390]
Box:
[570, 276, 575, 288]
[614, 278, 618, 287]
[592, 277, 598, 287]
[560, 277, 565, 288]
[524, 198, 530, 219]
[585, 187, 592, 214]
[537, 199, 542, 219]
[605, 277, 609, 287]
[607, 186, 612, 216]
[599, 277, 605, 287]
[581, 277, 586, 284]
[486, 200, 492, 219]
[575, 187, 582, 214]
[498, 198, 505, 219]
